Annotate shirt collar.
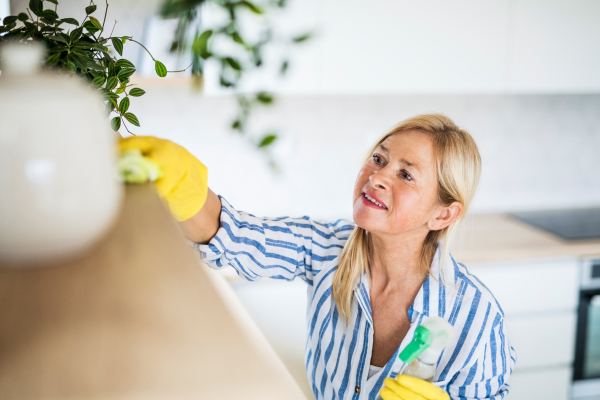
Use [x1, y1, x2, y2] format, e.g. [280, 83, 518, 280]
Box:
[353, 244, 458, 326]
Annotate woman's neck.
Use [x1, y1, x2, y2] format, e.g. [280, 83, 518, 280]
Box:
[367, 231, 428, 297]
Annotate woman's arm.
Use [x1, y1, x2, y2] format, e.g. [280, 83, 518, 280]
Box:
[194, 196, 355, 284]
[178, 187, 222, 244]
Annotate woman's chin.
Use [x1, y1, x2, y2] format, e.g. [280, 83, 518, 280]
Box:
[352, 208, 381, 233]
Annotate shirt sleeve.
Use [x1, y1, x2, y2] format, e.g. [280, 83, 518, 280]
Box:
[444, 317, 517, 400]
[195, 195, 356, 285]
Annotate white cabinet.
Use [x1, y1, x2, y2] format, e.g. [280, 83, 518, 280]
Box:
[510, 0, 600, 92]
[508, 367, 572, 400]
[470, 258, 579, 315]
[471, 258, 580, 400]
[205, 0, 600, 95]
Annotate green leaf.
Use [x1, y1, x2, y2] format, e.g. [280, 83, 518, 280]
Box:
[256, 91, 274, 104]
[123, 112, 140, 127]
[154, 60, 167, 77]
[2, 16, 18, 25]
[17, 13, 29, 21]
[89, 42, 107, 52]
[108, 64, 117, 78]
[48, 45, 68, 53]
[46, 0, 58, 4]
[105, 76, 118, 90]
[111, 116, 121, 131]
[28, 0, 43, 16]
[58, 32, 70, 43]
[103, 90, 118, 101]
[70, 27, 83, 42]
[121, 36, 132, 43]
[46, 52, 61, 66]
[119, 97, 130, 113]
[117, 68, 135, 81]
[224, 57, 241, 71]
[280, 60, 289, 75]
[89, 16, 102, 30]
[115, 59, 134, 69]
[231, 119, 242, 131]
[191, 29, 212, 56]
[48, 34, 67, 43]
[70, 53, 88, 70]
[240, 1, 263, 14]
[41, 10, 58, 21]
[85, 5, 97, 14]
[258, 133, 277, 148]
[292, 32, 312, 43]
[111, 37, 123, 56]
[71, 48, 89, 57]
[129, 88, 145, 97]
[83, 20, 100, 33]
[231, 32, 244, 45]
[92, 75, 106, 86]
[87, 60, 105, 71]
[115, 82, 126, 94]
[60, 18, 79, 25]
[104, 101, 115, 116]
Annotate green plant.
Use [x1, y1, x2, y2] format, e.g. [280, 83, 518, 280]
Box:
[160, 0, 312, 151]
[0, 0, 187, 134]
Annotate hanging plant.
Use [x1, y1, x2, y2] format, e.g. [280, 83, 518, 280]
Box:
[160, 0, 313, 153]
[0, 0, 189, 135]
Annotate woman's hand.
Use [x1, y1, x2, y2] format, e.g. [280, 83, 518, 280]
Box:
[380, 375, 450, 400]
[119, 136, 208, 222]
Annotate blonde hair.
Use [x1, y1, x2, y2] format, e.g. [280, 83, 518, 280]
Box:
[332, 114, 481, 321]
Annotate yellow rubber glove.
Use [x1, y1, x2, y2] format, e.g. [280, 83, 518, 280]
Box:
[380, 375, 450, 400]
[119, 136, 208, 222]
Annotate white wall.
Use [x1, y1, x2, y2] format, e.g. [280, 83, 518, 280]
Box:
[127, 90, 600, 220]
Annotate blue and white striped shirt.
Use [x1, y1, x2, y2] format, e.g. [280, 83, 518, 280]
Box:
[197, 196, 516, 400]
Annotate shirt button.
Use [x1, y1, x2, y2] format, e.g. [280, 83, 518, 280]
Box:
[355, 385, 361, 394]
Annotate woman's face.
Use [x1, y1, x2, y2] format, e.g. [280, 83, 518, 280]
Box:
[352, 130, 444, 239]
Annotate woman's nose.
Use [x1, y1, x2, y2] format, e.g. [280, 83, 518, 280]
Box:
[369, 169, 391, 190]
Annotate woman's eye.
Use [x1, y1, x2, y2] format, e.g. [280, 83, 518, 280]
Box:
[372, 154, 383, 164]
[401, 170, 413, 181]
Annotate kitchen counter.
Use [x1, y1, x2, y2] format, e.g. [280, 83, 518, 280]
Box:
[452, 212, 600, 264]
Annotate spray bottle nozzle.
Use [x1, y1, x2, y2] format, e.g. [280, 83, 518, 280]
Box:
[398, 317, 455, 365]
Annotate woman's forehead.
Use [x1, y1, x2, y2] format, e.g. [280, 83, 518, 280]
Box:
[378, 131, 435, 169]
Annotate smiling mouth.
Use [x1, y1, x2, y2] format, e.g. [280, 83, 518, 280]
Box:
[363, 193, 388, 209]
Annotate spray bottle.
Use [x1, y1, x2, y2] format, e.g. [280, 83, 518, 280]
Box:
[376, 317, 455, 399]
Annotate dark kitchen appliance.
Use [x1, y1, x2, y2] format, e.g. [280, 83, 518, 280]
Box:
[509, 208, 600, 241]
[572, 258, 600, 398]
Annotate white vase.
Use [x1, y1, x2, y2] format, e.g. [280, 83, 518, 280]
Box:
[0, 42, 123, 266]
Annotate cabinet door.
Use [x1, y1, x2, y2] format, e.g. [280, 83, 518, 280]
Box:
[510, 0, 600, 92]
[506, 312, 576, 370]
[508, 367, 571, 400]
[469, 258, 579, 315]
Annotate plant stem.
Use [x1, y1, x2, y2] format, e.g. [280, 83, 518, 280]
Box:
[128, 38, 155, 61]
[109, 20, 117, 37]
[120, 116, 134, 135]
[101, 0, 108, 31]
[167, 62, 193, 73]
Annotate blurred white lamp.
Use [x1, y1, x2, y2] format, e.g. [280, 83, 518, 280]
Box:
[0, 42, 122, 265]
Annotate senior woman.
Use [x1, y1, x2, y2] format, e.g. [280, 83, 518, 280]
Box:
[120, 113, 515, 400]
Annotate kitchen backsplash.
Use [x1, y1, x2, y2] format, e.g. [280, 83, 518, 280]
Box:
[130, 90, 600, 220]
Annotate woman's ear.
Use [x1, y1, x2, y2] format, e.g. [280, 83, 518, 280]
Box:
[428, 201, 463, 231]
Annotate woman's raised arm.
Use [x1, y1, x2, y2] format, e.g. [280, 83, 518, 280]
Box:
[178, 187, 221, 244]
[119, 136, 220, 244]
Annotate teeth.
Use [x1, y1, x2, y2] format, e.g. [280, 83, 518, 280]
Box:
[364, 193, 385, 208]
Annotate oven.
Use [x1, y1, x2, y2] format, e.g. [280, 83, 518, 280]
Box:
[572, 258, 600, 398]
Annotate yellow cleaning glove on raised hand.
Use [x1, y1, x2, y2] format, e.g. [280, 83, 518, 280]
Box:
[119, 136, 208, 222]
[380, 375, 450, 400]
